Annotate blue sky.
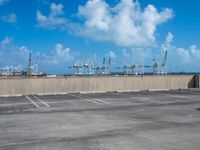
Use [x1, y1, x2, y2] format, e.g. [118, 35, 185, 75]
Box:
[0, 0, 200, 74]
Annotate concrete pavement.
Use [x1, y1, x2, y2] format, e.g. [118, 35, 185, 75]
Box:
[0, 89, 200, 150]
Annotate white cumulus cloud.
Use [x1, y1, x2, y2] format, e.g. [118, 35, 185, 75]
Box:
[175, 45, 200, 65]
[159, 33, 200, 71]
[119, 32, 200, 72]
[0, 37, 30, 66]
[0, 37, 74, 73]
[36, 0, 173, 47]
[36, 3, 67, 29]
[47, 43, 74, 65]
[77, 0, 174, 47]
[0, 36, 12, 47]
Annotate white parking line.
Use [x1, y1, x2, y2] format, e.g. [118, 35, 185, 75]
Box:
[46, 100, 84, 104]
[25, 96, 40, 108]
[80, 95, 110, 104]
[67, 93, 103, 104]
[33, 95, 50, 107]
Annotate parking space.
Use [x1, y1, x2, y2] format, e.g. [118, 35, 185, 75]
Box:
[0, 89, 200, 150]
[0, 96, 29, 104]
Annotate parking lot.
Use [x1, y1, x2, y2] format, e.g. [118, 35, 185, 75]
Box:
[0, 89, 200, 150]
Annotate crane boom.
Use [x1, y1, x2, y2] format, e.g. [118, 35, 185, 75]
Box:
[162, 50, 168, 66]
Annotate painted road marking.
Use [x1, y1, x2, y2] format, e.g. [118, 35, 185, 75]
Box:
[33, 95, 50, 107]
[25, 96, 40, 108]
[0, 100, 83, 107]
[46, 100, 84, 105]
[25, 96, 50, 108]
[79, 94, 110, 104]
[67, 93, 103, 104]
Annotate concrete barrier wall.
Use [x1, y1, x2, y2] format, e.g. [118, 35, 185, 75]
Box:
[194, 75, 200, 88]
[0, 75, 196, 96]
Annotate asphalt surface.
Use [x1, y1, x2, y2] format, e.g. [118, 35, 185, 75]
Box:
[0, 89, 200, 150]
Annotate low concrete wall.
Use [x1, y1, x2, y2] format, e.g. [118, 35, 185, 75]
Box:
[194, 75, 200, 88]
[0, 75, 196, 96]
